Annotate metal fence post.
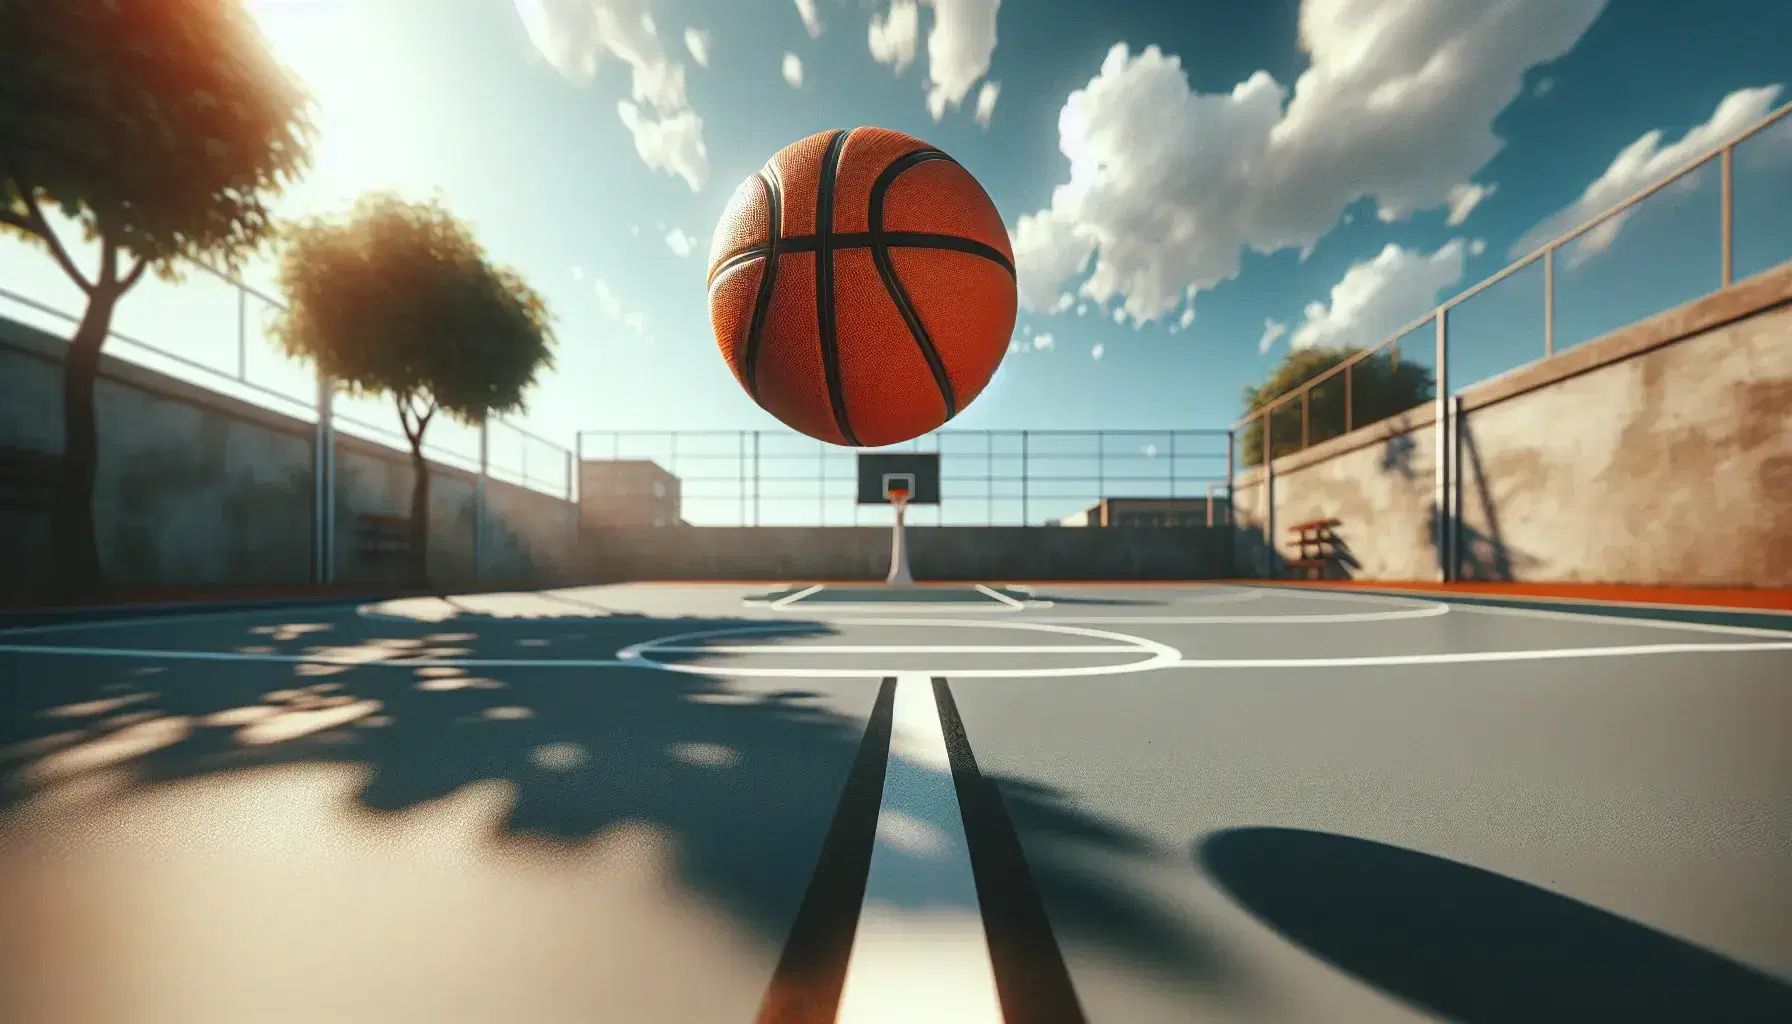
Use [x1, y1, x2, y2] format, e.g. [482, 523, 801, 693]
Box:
[1020, 430, 1029, 526]
[313, 373, 335, 586]
[1434, 310, 1450, 583]
[1720, 144, 1734, 287]
[1263, 412, 1276, 578]
[475, 420, 488, 582]
[1543, 245, 1556, 358]
[1225, 428, 1236, 577]
[1169, 432, 1178, 498]
[236, 286, 248, 383]
[1097, 431, 1105, 501]
[1451, 394, 1465, 581]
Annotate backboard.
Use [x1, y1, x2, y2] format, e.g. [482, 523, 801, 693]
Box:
[856, 452, 940, 505]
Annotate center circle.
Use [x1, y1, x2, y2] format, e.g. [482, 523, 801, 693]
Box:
[615, 617, 1184, 679]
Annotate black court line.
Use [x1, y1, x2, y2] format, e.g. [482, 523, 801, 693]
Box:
[934, 676, 1089, 1024]
[755, 676, 897, 1024]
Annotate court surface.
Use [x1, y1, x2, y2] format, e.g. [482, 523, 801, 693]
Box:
[2, 582, 1789, 1023]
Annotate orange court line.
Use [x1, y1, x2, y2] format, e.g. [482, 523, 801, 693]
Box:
[1252, 579, 1792, 614]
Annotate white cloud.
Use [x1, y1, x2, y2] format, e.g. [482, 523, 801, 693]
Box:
[665, 227, 696, 257]
[630, 225, 641, 236]
[1050, 292, 1074, 313]
[1075, 303, 1087, 316]
[782, 52, 804, 88]
[1510, 85, 1783, 267]
[1177, 307, 1194, 329]
[1011, 1, 1606, 323]
[1256, 318, 1287, 355]
[617, 102, 709, 192]
[869, 0, 919, 75]
[795, 0, 822, 38]
[514, 0, 710, 191]
[1091, 343, 1105, 360]
[571, 265, 585, 281]
[1021, 323, 1031, 335]
[1032, 332, 1054, 350]
[869, 0, 1003, 121]
[1142, 443, 1155, 457]
[1533, 76, 1556, 98]
[1112, 307, 1125, 324]
[1445, 182, 1495, 226]
[1469, 237, 1487, 256]
[593, 278, 652, 339]
[1290, 240, 1466, 351]
[974, 81, 1001, 130]
[683, 27, 709, 67]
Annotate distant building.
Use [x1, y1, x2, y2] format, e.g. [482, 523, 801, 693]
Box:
[1055, 497, 1226, 527]
[579, 459, 681, 527]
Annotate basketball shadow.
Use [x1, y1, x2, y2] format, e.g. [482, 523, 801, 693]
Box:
[1197, 827, 1792, 1023]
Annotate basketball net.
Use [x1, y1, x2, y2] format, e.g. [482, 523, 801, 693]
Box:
[885, 487, 914, 586]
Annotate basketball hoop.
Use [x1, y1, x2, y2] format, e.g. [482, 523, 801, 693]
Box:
[886, 487, 911, 523]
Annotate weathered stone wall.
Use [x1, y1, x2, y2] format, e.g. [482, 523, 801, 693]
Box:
[1231, 264, 1792, 586]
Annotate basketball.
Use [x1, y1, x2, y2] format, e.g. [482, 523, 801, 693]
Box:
[706, 128, 1017, 448]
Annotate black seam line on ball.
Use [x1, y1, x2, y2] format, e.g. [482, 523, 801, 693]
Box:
[742, 168, 782, 403]
[710, 233, 1015, 285]
[815, 129, 859, 447]
[870, 149, 958, 420]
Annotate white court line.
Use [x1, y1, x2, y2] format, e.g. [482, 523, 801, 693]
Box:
[1029, 604, 1450, 625]
[835, 674, 1004, 1024]
[645, 644, 1143, 655]
[973, 584, 1028, 609]
[1167, 640, 1792, 668]
[770, 584, 827, 609]
[618, 617, 1182, 679]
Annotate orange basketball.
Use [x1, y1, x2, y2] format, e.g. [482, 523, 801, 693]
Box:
[706, 128, 1017, 447]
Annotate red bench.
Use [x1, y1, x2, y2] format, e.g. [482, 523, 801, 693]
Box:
[1286, 518, 1341, 580]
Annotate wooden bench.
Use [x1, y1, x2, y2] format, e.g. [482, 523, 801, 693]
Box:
[1286, 517, 1342, 579]
[0, 446, 61, 512]
[354, 513, 412, 562]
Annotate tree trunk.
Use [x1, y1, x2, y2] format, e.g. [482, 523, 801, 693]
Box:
[408, 444, 431, 589]
[50, 287, 120, 601]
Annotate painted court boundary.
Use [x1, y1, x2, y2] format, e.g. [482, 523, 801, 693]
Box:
[755, 675, 1083, 1024]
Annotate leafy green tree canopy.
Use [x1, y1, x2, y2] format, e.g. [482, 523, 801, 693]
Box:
[1240, 345, 1435, 467]
[0, 0, 314, 285]
[272, 192, 556, 432]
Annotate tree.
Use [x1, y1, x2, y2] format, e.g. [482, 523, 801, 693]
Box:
[1239, 345, 1435, 467]
[271, 193, 555, 588]
[0, 0, 314, 597]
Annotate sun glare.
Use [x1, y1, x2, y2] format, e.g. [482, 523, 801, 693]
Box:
[246, 0, 432, 210]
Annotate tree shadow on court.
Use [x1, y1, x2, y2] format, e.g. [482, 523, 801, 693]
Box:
[0, 605, 1227, 995]
[1197, 827, 1792, 1023]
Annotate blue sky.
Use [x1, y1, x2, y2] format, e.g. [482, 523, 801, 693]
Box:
[2, 0, 1789, 523]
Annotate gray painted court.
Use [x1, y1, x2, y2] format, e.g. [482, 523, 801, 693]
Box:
[1, 583, 1789, 1023]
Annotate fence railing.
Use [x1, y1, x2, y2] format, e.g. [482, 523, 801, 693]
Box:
[575, 429, 1234, 527]
[0, 250, 574, 498]
[1232, 99, 1792, 465]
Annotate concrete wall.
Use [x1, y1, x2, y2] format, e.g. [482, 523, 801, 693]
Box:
[582, 525, 1231, 581]
[1231, 264, 1792, 586]
[0, 317, 578, 600]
